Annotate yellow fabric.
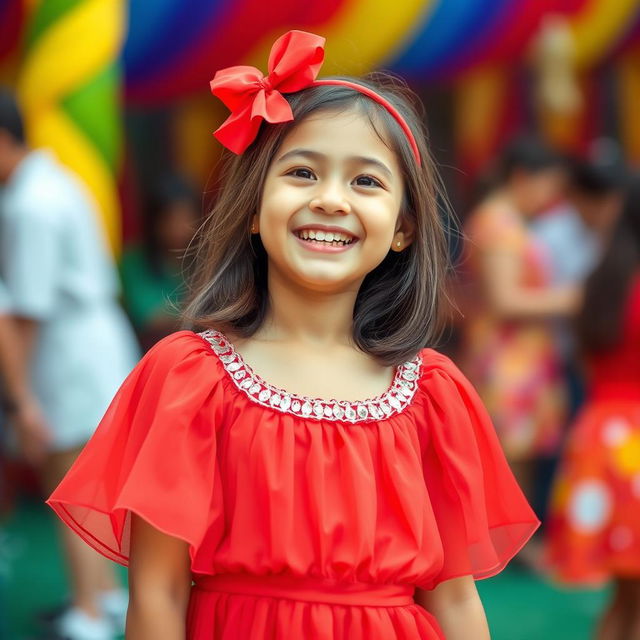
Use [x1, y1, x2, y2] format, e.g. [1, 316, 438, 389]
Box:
[245, 0, 435, 76]
[16, 0, 124, 254]
[617, 53, 640, 165]
[571, 0, 640, 69]
[454, 65, 508, 160]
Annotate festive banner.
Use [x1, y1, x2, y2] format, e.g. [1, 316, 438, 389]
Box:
[16, 0, 125, 253]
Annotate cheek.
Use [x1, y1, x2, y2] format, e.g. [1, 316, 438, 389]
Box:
[257, 188, 297, 257]
[259, 181, 299, 223]
[363, 199, 402, 239]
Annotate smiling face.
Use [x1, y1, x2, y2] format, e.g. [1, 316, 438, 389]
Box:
[255, 108, 410, 294]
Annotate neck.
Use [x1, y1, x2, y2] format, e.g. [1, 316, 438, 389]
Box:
[259, 266, 360, 347]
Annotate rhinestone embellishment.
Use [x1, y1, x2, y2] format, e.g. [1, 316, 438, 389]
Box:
[199, 330, 421, 423]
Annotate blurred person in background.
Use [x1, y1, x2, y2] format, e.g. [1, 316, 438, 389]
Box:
[120, 175, 199, 352]
[0, 277, 50, 468]
[457, 137, 581, 509]
[533, 143, 627, 415]
[0, 89, 139, 640]
[0, 276, 44, 640]
[546, 177, 640, 640]
[534, 141, 625, 295]
[529, 147, 627, 531]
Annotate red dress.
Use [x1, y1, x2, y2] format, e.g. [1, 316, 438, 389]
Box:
[48, 330, 538, 639]
[546, 274, 640, 585]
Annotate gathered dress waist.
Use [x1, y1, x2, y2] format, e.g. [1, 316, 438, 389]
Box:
[194, 573, 416, 607]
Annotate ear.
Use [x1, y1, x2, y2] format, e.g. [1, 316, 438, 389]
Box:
[391, 214, 415, 252]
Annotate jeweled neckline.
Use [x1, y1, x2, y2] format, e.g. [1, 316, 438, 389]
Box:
[199, 329, 421, 423]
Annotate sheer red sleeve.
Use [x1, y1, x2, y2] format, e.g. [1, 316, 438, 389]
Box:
[417, 350, 540, 589]
[47, 331, 225, 568]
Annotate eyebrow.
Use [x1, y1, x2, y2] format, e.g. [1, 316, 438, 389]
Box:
[276, 148, 393, 179]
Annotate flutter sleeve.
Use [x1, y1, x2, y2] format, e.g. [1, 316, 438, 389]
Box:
[417, 350, 540, 589]
[47, 331, 225, 568]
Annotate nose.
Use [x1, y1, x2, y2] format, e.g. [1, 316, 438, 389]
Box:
[309, 180, 351, 215]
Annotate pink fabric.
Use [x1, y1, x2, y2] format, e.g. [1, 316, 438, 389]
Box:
[48, 331, 538, 638]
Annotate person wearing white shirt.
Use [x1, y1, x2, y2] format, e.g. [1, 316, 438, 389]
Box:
[0, 278, 51, 464]
[533, 154, 626, 362]
[0, 89, 137, 640]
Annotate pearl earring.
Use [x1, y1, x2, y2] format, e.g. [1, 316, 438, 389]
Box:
[396, 241, 401, 248]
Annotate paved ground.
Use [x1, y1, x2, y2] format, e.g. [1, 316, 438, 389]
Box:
[1, 498, 609, 639]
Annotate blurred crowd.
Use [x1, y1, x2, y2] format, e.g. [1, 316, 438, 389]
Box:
[0, 84, 639, 639]
[453, 135, 640, 639]
[0, 89, 199, 639]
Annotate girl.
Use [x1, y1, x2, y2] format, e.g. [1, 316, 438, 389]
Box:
[48, 31, 539, 639]
[546, 177, 640, 640]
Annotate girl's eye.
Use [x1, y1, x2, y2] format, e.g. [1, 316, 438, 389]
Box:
[354, 175, 383, 188]
[288, 168, 316, 180]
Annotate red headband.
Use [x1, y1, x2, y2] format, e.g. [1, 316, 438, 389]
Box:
[210, 30, 421, 165]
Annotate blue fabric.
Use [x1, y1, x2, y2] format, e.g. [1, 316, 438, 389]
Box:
[124, 0, 227, 84]
[387, 0, 508, 78]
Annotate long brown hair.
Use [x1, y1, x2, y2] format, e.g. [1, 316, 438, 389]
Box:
[182, 73, 450, 366]
[577, 176, 640, 352]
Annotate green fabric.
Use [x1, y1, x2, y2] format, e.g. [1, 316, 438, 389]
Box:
[62, 66, 122, 171]
[119, 245, 184, 329]
[25, 0, 85, 49]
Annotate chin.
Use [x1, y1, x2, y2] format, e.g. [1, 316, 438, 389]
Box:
[293, 270, 361, 293]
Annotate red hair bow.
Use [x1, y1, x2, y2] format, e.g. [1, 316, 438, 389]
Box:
[210, 30, 325, 154]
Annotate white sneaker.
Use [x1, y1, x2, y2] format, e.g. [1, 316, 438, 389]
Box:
[98, 587, 128, 634]
[55, 606, 113, 640]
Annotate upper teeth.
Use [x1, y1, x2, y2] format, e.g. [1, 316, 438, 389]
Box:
[298, 229, 353, 242]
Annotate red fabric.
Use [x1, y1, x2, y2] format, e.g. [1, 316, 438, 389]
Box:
[210, 30, 325, 154]
[48, 331, 538, 639]
[589, 274, 640, 403]
[313, 79, 422, 165]
[545, 275, 640, 585]
[209, 29, 422, 164]
[546, 401, 640, 585]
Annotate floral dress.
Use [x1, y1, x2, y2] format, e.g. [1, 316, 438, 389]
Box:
[459, 201, 567, 460]
[48, 330, 538, 638]
[546, 274, 640, 584]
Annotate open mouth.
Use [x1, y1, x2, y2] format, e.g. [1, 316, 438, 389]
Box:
[293, 229, 357, 247]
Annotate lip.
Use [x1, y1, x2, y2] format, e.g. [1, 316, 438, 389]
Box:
[293, 233, 357, 253]
[292, 223, 359, 241]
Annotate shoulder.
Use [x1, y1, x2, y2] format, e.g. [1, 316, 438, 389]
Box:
[118, 330, 229, 419]
[416, 348, 485, 414]
[418, 348, 464, 380]
[144, 329, 216, 358]
[466, 202, 523, 249]
[12, 154, 94, 221]
[138, 330, 223, 379]
[412, 350, 500, 457]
